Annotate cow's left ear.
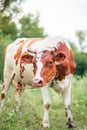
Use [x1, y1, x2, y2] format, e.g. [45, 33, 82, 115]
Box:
[21, 52, 34, 63]
[54, 51, 66, 64]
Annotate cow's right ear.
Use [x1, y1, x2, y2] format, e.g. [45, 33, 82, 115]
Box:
[21, 52, 34, 63]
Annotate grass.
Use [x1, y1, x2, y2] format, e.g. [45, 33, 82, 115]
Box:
[0, 76, 87, 130]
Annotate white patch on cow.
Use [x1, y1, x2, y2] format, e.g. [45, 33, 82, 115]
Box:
[34, 52, 44, 81]
[41, 87, 51, 128]
[51, 74, 73, 93]
[55, 61, 60, 65]
[39, 36, 71, 51]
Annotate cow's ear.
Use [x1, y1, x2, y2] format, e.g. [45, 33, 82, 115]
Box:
[21, 52, 34, 63]
[55, 52, 66, 64]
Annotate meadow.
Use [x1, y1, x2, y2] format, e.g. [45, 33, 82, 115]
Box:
[0, 76, 87, 130]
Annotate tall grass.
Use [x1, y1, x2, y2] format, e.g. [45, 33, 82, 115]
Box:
[0, 76, 87, 130]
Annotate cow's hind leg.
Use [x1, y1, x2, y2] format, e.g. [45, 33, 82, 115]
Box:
[0, 67, 14, 112]
[41, 87, 51, 128]
[62, 83, 76, 128]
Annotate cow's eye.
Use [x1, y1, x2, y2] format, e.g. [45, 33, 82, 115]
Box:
[47, 61, 53, 65]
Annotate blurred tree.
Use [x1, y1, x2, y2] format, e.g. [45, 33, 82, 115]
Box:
[69, 32, 87, 76]
[0, 0, 23, 80]
[19, 13, 46, 38]
[69, 40, 77, 54]
[74, 51, 87, 76]
[0, 0, 23, 11]
[76, 30, 87, 51]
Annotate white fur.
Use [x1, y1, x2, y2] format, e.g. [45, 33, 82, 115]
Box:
[41, 87, 51, 128]
[50, 74, 72, 93]
[34, 61, 43, 81]
[30, 36, 71, 52]
[33, 52, 44, 81]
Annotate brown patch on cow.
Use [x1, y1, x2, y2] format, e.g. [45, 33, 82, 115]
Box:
[14, 82, 25, 94]
[16, 39, 28, 45]
[20, 65, 25, 78]
[15, 88, 22, 95]
[65, 105, 71, 117]
[21, 51, 34, 64]
[14, 40, 26, 65]
[15, 82, 23, 88]
[14, 39, 26, 77]
[1, 93, 5, 100]
[2, 85, 5, 91]
[45, 103, 50, 110]
[69, 50, 76, 74]
[66, 111, 68, 117]
[39, 51, 56, 85]
[55, 42, 76, 80]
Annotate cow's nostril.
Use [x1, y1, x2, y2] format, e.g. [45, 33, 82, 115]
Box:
[38, 80, 42, 84]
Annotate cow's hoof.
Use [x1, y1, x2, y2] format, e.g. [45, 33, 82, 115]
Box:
[42, 120, 50, 128]
[66, 118, 76, 129]
[68, 123, 76, 129]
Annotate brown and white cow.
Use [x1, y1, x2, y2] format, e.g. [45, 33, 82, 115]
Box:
[0, 36, 76, 128]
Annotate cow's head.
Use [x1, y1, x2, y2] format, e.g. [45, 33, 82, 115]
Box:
[21, 48, 66, 87]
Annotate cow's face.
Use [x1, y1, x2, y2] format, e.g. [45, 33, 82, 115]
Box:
[32, 50, 57, 87]
[22, 49, 66, 87]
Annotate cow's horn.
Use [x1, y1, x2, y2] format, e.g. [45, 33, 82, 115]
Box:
[53, 47, 57, 51]
[27, 49, 36, 54]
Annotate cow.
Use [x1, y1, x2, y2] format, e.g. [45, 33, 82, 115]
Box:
[0, 36, 76, 128]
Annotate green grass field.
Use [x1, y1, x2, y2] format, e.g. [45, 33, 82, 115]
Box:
[0, 76, 87, 130]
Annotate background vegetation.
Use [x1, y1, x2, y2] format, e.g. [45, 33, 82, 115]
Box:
[0, 0, 87, 130]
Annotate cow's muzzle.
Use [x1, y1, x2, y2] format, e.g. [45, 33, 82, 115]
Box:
[32, 78, 43, 87]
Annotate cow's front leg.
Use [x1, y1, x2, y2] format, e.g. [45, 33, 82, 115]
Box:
[41, 87, 51, 128]
[14, 82, 25, 112]
[62, 84, 76, 128]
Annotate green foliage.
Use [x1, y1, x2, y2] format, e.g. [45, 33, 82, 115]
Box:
[0, 0, 23, 11]
[69, 32, 87, 76]
[76, 30, 87, 51]
[74, 52, 87, 76]
[19, 13, 46, 38]
[2, 22, 18, 40]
